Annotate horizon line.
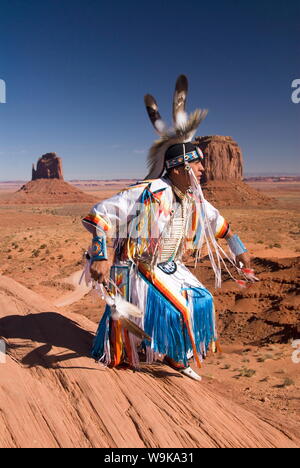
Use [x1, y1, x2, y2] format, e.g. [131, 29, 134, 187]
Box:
[0, 173, 300, 183]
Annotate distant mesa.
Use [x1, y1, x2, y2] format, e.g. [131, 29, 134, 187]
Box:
[3, 152, 97, 205]
[32, 152, 64, 181]
[195, 135, 274, 207]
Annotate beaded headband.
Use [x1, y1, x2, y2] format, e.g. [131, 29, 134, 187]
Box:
[165, 148, 204, 170]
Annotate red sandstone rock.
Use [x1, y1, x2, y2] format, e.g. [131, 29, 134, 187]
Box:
[0, 274, 298, 448]
[195, 135, 243, 182]
[32, 153, 64, 180]
[193, 135, 274, 206]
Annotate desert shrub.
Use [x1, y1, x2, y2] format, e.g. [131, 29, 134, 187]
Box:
[282, 378, 294, 387]
[257, 357, 266, 362]
[234, 367, 256, 378]
[222, 364, 231, 370]
[265, 353, 274, 360]
[260, 377, 269, 383]
[240, 368, 256, 378]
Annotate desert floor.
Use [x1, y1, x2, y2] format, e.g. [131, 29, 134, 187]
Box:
[0, 179, 299, 448]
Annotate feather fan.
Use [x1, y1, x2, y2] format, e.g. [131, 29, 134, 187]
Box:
[145, 109, 208, 180]
[144, 75, 208, 180]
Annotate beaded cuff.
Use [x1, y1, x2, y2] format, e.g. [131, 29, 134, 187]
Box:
[91, 235, 108, 261]
[227, 234, 248, 256]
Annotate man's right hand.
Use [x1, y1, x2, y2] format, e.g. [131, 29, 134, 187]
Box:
[90, 260, 111, 284]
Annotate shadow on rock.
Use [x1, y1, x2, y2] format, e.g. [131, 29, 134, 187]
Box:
[0, 312, 94, 368]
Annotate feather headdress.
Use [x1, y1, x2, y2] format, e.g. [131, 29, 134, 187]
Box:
[144, 75, 208, 180]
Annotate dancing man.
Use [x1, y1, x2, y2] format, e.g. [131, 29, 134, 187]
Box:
[82, 75, 253, 381]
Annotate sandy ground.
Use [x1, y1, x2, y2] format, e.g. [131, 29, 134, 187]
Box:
[0, 275, 299, 448]
[0, 179, 299, 448]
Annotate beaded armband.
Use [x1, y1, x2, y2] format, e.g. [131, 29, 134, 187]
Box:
[91, 235, 108, 262]
[227, 234, 248, 256]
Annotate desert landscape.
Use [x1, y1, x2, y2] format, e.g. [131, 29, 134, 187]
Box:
[0, 147, 299, 448]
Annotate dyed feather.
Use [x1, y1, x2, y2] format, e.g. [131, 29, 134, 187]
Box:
[144, 94, 167, 135]
[173, 74, 188, 126]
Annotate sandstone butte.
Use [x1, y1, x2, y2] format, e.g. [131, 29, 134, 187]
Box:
[3, 152, 97, 205]
[0, 274, 299, 448]
[195, 135, 274, 207]
[32, 152, 64, 181]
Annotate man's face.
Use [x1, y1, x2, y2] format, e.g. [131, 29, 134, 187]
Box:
[169, 158, 205, 188]
[189, 159, 205, 181]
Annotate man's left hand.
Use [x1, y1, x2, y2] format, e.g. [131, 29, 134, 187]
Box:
[236, 251, 251, 269]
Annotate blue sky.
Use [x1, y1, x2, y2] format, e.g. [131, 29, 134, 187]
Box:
[0, 0, 299, 180]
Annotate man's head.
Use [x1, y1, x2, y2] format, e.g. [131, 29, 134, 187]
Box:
[165, 142, 205, 189]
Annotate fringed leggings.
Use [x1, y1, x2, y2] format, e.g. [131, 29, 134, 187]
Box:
[91, 261, 218, 369]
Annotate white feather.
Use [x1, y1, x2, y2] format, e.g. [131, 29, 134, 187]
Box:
[109, 295, 143, 320]
[100, 284, 143, 319]
[175, 111, 188, 127]
[105, 295, 115, 307]
[154, 119, 167, 134]
[115, 295, 143, 317]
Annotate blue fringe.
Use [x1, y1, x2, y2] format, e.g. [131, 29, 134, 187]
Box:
[184, 287, 215, 354]
[91, 279, 216, 365]
[91, 305, 111, 361]
[143, 279, 189, 366]
[143, 275, 215, 364]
